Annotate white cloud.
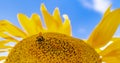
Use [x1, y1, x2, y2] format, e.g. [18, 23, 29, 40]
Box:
[93, 0, 111, 13]
[80, 0, 111, 14]
[80, 0, 93, 9]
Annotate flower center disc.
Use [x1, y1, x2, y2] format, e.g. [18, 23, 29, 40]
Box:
[5, 33, 101, 63]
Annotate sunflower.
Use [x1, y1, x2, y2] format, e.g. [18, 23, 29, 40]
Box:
[0, 3, 120, 63]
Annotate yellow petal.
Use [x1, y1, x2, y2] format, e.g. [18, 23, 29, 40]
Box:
[112, 37, 120, 41]
[95, 48, 102, 53]
[60, 15, 72, 36]
[0, 32, 19, 42]
[53, 7, 62, 28]
[100, 39, 120, 57]
[100, 39, 120, 63]
[0, 40, 13, 48]
[31, 13, 44, 33]
[18, 14, 37, 36]
[0, 56, 6, 61]
[0, 20, 27, 38]
[0, 45, 12, 49]
[40, 4, 58, 32]
[103, 5, 112, 17]
[0, 49, 8, 52]
[102, 57, 120, 63]
[87, 9, 120, 48]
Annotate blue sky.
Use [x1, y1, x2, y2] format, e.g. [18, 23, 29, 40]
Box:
[0, 0, 120, 39]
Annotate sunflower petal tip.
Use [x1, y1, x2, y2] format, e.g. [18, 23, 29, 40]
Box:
[31, 13, 38, 17]
[17, 13, 23, 15]
[63, 14, 69, 19]
[55, 7, 59, 11]
[40, 3, 47, 11]
[54, 7, 60, 12]
[41, 3, 45, 6]
[17, 13, 24, 18]
[0, 20, 9, 23]
[31, 13, 40, 19]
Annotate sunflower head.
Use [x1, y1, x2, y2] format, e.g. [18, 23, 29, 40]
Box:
[5, 33, 101, 63]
